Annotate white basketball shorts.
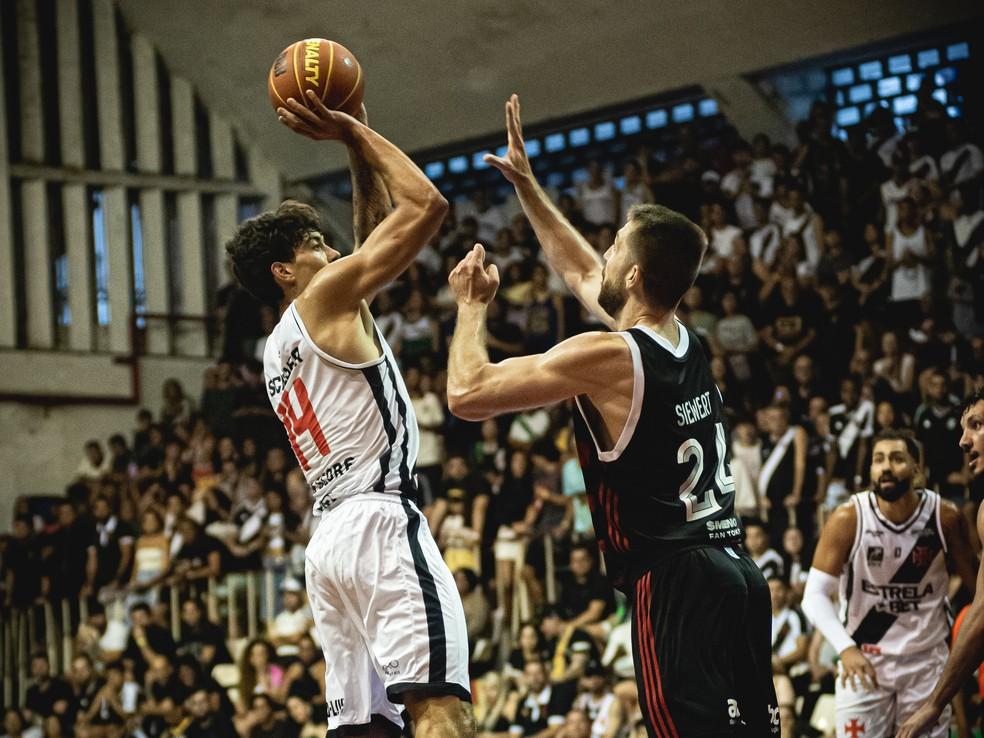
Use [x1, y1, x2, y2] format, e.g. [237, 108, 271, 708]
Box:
[305, 492, 471, 735]
[835, 642, 949, 738]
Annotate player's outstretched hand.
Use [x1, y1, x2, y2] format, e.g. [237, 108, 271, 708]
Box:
[278, 90, 359, 142]
[484, 94, 533, 186]
[449, 244, 500, 306]
[839, 646, 878, 691]
[896, 703, 942, 738]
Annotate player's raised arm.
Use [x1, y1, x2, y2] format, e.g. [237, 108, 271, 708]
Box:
[346, 104, 392, 251]
[485, 94, 615, 329]
[445, 245, 628, 421]
[278, 92, 447, 311]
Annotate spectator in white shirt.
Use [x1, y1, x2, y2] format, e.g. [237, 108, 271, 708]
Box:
[881, 152, 916, 232]
[887, 197, 934, 329]
[782, 184, 823, 269]
[76, 440, 112, 481]
[721, 142, 757, 230]
[941, 120, 984, 188]
[458, 189, 509, 245]
[702, 201, 743, 274]
[617, 158, 653, 223]
[577, 160, 617, 225]
[750, 133, 778, 198]
[268, 579, 313, 657]
[406, 367, 445, 504]
[749, 199, 782, 276]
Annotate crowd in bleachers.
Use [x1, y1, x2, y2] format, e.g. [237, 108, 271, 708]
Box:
[2, 91, 984, 738]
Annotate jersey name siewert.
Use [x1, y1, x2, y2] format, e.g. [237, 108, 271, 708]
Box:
[675, 390, 712, 427]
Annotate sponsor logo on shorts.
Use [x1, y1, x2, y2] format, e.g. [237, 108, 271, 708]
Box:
[382, 659, 400, 677]
[727, 698, 742, 726]
[326, 698, 345, 718]
[768, 704, 780, 732]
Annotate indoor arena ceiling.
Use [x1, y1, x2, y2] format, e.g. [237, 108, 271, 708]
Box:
[116, 0, 980, 180]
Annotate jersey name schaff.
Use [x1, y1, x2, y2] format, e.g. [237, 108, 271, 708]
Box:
[572, 323, 742, 591]
[263, 303, 419, 513]
[839, 490, 949, 656]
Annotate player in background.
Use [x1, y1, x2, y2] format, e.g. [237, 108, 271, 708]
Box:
[898, 390, 984, 737]
[446, 94, 779, 737]
[801, 429, 976, 738]
[226, 93, 472, 737]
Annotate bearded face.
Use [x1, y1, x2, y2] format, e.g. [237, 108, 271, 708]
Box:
[597, 263, 629, 318]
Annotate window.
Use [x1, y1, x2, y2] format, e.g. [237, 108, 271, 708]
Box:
[569, 127, 590, 147]
[671, 103, 694, 123]
[877, 77, 901, 97]
[699, 98, 719, 116]
[917, 49, 940, 68]
[525, 139, 541, 157]
[893, 95, 917, 115]
[859, 61, 883, 80]
[947, 42, 969, 61]
[129, 192, 145, 319]
[888, 55, 911, 73]
[90, 189, 110, 326]
[448, 155, 468, 173]
[906, 73, 923, 91]
[848, 84, 872, 103]
[424, 161, 445, 179]
[646, 109, 667, 129]
[594, 121, 616, 141]
[832, 67, 854, 86]
[619, 116, 641, 135]
[545, 133, 565, 152]
[836, 107, 860, 126]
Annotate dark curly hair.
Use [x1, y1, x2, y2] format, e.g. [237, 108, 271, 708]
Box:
[224, 200, 322, 304]
[963, 388, 984, 417]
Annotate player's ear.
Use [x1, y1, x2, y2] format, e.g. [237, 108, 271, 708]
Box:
[625, 263, 640, 288]
[271, 261, 294, 285]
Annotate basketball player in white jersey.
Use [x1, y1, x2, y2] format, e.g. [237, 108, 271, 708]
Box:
[899, 390, 984, 737]
[226, 93, 472, 737]
[802, 429, 976, 738]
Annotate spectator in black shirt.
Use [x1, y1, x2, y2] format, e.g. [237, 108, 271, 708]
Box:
[510, 660, 577, 737]
[67, 654, 103, 728]
[557, 544, 614, 629]
[86, 494, 135, 593]
[485, 298, 524, 363]
[184, 687, 238, 738]
[914, 369, 965, 497]
[123, 603, 177, 682]
[107, 434, 133, 477]
[177, 597, 232, 670]
[759, 275, 819, 385]
[3, 515, 41, 608]
[245, 694, 290, 738]
[42, 500, 94, 604]
[142, 654, 183, 737]
[23, 652, 73, 725]
[539, 607, 601, 683]
[167, 518, 223, 592]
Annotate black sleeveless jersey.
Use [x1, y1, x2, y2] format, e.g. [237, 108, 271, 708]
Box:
[572, 323, 743, 591]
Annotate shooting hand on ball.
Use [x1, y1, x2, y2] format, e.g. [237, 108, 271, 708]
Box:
[484, 94, 533, 185]
[278, 90, 359, 142]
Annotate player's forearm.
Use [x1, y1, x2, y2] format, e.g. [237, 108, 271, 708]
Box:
[347, 146, 391, 249]
[927, 599, 984, 711]
[344, 123, 445, 214]
[448, 304, 492, 419]
[513, 175, 603, 286]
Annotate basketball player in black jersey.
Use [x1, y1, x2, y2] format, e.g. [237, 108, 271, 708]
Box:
[447, 95, 779, 737]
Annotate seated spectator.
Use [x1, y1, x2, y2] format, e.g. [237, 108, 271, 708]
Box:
[782, 184, 823, 270]
[267, 579, 313, 657]
[240, 693, 289, 738]
[769, 577, 808, 676]
[75, 602, 128, 665]
[881, 152, 916, 231]
[67, 654, 103, 730]
[540, 608, 600, 684]
[474, 671, 514, 735]
[77, 440, 111, 482]
[397, 289, 439, 365]
[781, 527, 811, 603]
[872, 330, 916, 410]
[161, 378, 195, 429]
[507, 622, 551, 679]
[177, 597, 231, 670]
[2, 708, 42, 738]
[107, 434, 133, 477]
[282, 635, 326, 704]
[940, 119, 983, 188]
[456, 568, 491, 653]
[238, 639, 287, 709]
[166, 517, 223, 594]
[573, 662, 624, 738]
[285, 695, 327, 738]
[183, 687, 237, 738]
[23, 653, 73, 726]
[557, 545, 614, 629]
[556, 709, 592, 738]
[826, 376, 875, 505]
[702, 200, 743, 274]
[618, 157, 654, 223]
[509, 660, 576, 737]
[76, 660, 127, 737]
[744, 519, 784, 580]
[123, 602, 177, 681]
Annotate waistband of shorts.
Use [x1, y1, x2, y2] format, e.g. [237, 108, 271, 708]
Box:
[317, 490, 417, 515]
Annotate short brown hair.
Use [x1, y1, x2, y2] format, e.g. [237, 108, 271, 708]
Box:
[225, 200, 322, 304]
[626, 204, 707, 310]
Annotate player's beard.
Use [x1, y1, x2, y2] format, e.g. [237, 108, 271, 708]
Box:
[874, 473, 911, 502]
[598, 271, 628, 319]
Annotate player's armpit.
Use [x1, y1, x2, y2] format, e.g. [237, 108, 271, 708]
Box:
[811, 500, 858, 576]
[941, 499, 978, 597]
[447, 331, 629, 422]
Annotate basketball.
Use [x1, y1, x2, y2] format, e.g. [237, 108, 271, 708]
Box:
[268, 38, 364, 116]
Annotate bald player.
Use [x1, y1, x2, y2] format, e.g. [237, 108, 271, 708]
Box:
[898, 389, 984, 737]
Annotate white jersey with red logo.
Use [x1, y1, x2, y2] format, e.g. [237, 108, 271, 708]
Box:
[839, 489, 949, 656]
[263, 302, 418, 514]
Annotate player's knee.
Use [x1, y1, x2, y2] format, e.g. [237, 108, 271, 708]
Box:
[404, 693, 474, 738]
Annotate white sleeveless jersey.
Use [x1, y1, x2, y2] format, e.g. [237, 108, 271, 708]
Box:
[840, 490, 949, 656]
[263, 302, 418, 515]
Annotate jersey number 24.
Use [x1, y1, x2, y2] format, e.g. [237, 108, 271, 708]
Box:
[677, 422, 735, 521]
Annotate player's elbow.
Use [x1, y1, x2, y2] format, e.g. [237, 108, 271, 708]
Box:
[447, 388, 490, 422]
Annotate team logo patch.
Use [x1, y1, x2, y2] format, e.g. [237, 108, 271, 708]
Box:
[866, 546, 884, 565]
[844, 718, 865, 737]
[326, 697, 345, 718]
[911, 545, 933, 567]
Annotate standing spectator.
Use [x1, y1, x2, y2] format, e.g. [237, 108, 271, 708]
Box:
[758, 404, 808, 542]
[3, 515, 41, 608]
[881, 152, 916, 232]
[460, 189, 509, 246]
[872, 331, 916, 410]
[887, 197, 935, 331]
[702, 200, 743, 274]
[523, 264, 565, 354]
[731, 420, 764, 518]
[617, 158, 653, 223]
[42, 499, 94, 606]
[577, 160, 617, 225]
[749, 199, 782, 275]
[76, 440, 111, 482]
[759, 275, 819, 384]
[769, 577, 809, 676]
[86, 495, 135, 594]
[107, 435, 133, 477]
[127, 508, 171, 607]
[397, 289, 439, 365]
[573, 663, 624, 738]
[267, 579, 313, 658]
[407, 367, 446, 504]
[166, 518, 223, 595]
[940, 120, 984, 188]
[123, 602, 176, 681]
[715, 291, 759, 385]
[914, 370, 964, 497]
[827, 377, 875, 505]
[782, 184, 824, 270]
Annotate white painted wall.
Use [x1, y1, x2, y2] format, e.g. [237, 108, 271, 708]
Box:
[0, 355, 212, 530]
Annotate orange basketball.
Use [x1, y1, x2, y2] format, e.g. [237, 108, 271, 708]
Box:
[268, 39, 364, 117]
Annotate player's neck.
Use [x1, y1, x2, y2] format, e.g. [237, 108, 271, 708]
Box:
[617, 301, 676, 339]
[874, 488, 920, 523]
